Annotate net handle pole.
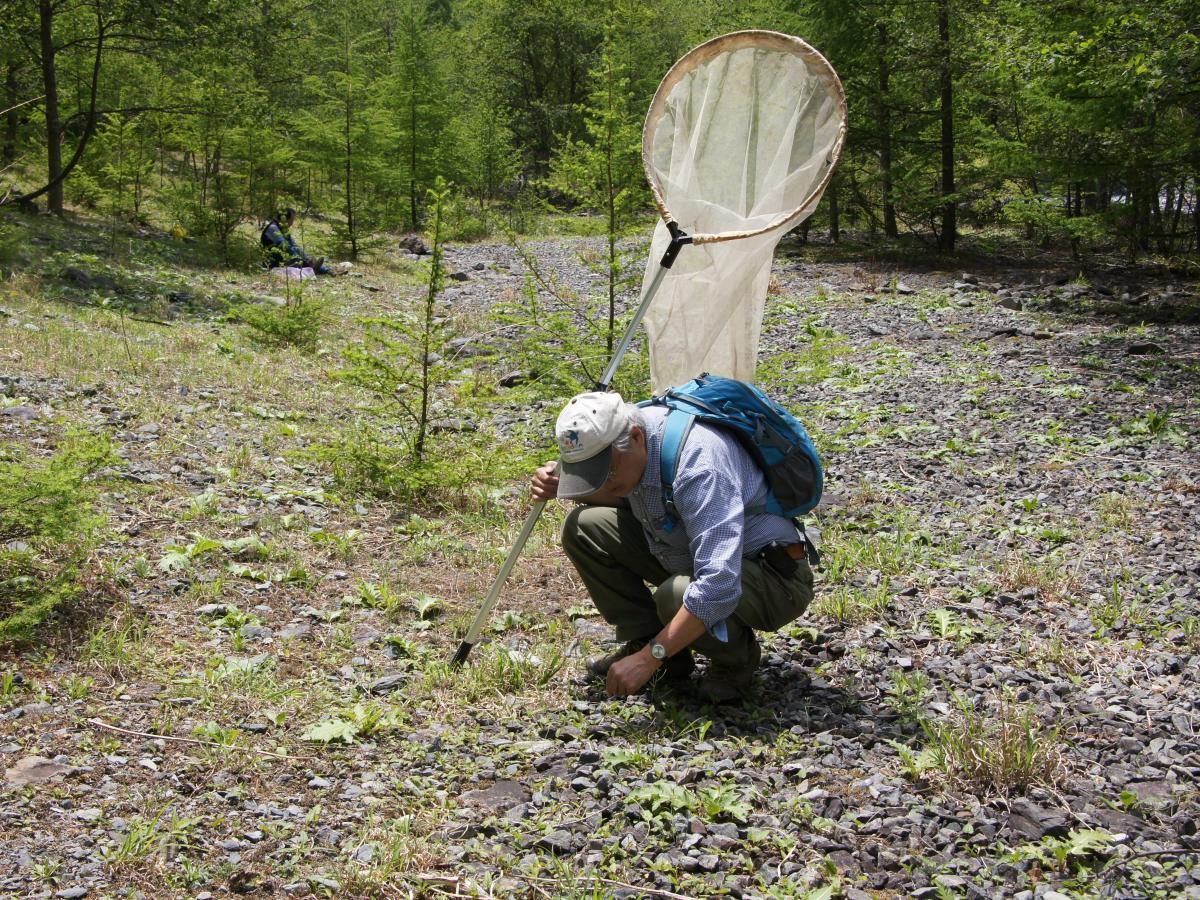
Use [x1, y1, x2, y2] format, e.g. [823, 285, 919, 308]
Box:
[450, 492, 550, 666]
[597, 222, 690, 391]
[451, 223, 691, 667]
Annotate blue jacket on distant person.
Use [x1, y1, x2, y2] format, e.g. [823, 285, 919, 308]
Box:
[261, 208, 330, 273]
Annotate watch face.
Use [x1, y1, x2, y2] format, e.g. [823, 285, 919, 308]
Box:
[651, 643, 668, 660]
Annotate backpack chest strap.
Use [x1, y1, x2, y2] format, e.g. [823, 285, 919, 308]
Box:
[659, 410, 695, 528]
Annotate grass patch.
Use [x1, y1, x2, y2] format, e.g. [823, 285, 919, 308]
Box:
[903, 693, 1066, 796]
[996, 552, 1083, 603]
[812, 580, 891, 625]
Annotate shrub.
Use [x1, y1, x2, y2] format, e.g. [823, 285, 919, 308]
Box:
[0, 431, 116, 645]
[0, 221, 23, 278]
[440, 192, 492, 242]
[302, 425, 538, 512]
[234, 296, 324, 350]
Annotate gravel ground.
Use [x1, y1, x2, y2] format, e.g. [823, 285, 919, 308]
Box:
[1, 226, 1198, 899]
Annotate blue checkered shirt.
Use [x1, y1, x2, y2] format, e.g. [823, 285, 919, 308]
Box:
[631, 406, 801, 641]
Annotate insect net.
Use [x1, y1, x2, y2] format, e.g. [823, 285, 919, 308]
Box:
[640, 31, 847, 393]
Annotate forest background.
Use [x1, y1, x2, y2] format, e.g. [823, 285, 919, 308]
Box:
[2, 0, 1198, 262]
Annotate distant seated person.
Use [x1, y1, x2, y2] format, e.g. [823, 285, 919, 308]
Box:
[261, 208, 331, 275]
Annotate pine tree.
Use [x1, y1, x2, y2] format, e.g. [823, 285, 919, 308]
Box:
[546, 6, 646, 356]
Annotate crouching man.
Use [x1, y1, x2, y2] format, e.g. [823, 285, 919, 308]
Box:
[532, 391, 814, 704]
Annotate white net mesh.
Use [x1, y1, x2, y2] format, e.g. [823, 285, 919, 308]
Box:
[640, 31, 846, 393]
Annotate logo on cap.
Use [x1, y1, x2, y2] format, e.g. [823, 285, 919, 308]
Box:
[559, 429, 582, 453]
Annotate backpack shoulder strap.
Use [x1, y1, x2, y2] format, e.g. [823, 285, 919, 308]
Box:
[658, 409, 695, 530]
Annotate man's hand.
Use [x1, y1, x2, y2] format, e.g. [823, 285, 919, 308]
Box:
[531, 461, 559, 501]
[606, 647, 660, 697]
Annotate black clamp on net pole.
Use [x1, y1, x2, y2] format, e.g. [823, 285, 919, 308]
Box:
[660, 221, 692, 269]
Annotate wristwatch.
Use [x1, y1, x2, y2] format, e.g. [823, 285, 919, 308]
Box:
[650, 642, 668, 661]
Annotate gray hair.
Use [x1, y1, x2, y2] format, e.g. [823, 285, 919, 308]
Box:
[612, 403, 644, 452]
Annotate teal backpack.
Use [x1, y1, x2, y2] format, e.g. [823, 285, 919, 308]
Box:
[640, 374, 824, 533]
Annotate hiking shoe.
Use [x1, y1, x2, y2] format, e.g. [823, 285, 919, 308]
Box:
[586, 637, 651, 678]
[696, 668, 756, 705]
[696, 637, 761, 705]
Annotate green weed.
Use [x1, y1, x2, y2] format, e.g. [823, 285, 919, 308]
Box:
[626, 782, 697, 819]
[917, 693, 1065, 796]
[302, 702, 403, 744]
[310, 527, 360, 560]
[885, 670, 931, 725]
[697, 784, 753, 824]
[926, 608, 985, 644]
[62, 674, 94, 700]
[1095, 491, 1136, 528]
[82, 616, 148, 674]
[997, 552, 1082, 603]
[100, 811, 200, 868]
[1005, 828, 1114, 875]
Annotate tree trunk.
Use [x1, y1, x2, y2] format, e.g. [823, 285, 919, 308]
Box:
[1193, 178, 1199, 254]
[829, 174, 840, 243]
[1166, 177, 1184, 254]
[3, 59, 18, 167]
[407, 17, 419, 229]
[344, 45, 357, 260]
[345, 105, 356, 259]
[877, 23, 897, 238]
[38, 0, 64, 214]
[936, 0, 955, 251]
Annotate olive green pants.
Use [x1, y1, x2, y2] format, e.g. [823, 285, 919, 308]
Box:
[561, 505, 814, 672]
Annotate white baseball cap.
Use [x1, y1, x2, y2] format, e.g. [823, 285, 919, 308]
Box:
[555, 391, 629, 499]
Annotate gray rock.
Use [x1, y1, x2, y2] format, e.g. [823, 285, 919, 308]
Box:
[398, 235, 429, 255]
[55, 889, 89, 899]
[458, 780, 530, 813]
[5, 756, 69, 787]
[999, 296, 1023, 311]
[0, 405, 39, 420]
[369, 674, 406, 695]
[536, 829, 578, 855]
[498, 371, 533, 388]
[1006, 799, 1069, 839]
[1126, 341, 1164, 355]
